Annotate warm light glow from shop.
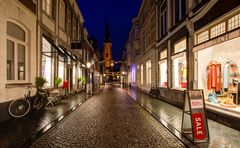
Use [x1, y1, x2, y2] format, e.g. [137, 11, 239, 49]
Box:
[87, 62, 91, 68]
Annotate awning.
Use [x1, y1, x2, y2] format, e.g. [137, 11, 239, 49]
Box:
[59, 45, 75, 61]
[42, 35, 67, 58]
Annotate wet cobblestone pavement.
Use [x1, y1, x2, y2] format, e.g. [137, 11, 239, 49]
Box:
[31, 85, 185, 148]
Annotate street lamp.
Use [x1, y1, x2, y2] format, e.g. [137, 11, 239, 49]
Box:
[86, 62, 92, 94]
[87, 62, 91, 69]
[121, 71, 126, 88]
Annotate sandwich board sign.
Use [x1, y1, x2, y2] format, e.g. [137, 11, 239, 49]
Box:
[181, 90, 210, 142]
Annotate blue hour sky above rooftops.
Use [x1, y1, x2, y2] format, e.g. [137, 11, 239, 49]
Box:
[77, 0, 142, 61]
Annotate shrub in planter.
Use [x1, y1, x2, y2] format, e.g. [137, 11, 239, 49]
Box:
[35, 77, 47, 89]
[54, 77, 62, 88]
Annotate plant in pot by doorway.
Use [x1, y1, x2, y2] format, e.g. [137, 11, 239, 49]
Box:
[81, 77, 87, 91]
[35, 77, 47, 90]
[54, 77, 62, 89]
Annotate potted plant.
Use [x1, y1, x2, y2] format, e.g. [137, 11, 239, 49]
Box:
[54, 77, 62, 89]
[81, 77, 87, 91]
[35, 77, 47, 90]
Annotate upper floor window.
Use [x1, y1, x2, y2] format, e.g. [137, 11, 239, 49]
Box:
[174, 0, 186, 24]
[134, 26, 139, 39]
[42, 0, 53, 17]
[7, 22, 27, 81]
[67, 10, 72, 36]
[159, 0, 167, 38]
[72, 18, 77, 40]
[59, 0, 66, 30]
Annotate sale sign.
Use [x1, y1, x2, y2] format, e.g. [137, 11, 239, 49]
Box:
[192, 113, 206, 140]
[190, 99, 203, 109]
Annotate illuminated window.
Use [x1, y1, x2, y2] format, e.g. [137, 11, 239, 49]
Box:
[197, 31, 209, 44]
[159, 50, 167, 86]
[228, 13, 240, 31]
[210, 22, 226, 38]
[42, 37, 54, 87]
[141, 64, 143, 84]
[146, 60, 151, 85]
[174, 39, 186, 54]
[58, 56, 64, 84]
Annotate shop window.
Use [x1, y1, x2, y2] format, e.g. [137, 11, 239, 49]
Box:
[159, 60, 167, 87]
[172, 39, 187, 89]
[73, 62, 76, 85]
[228, 13, 240, 31]
[42, 37, 54, 87]
[159, 50, 167, 86]
[197, 31, 209, 44]
[174, 39, 186, 54]
[6, 22, 27, 81]
[210, 22, 226, 38]
[58, 55, 65, 84]
[146, 60, 151, 85]
[172, 52, 187, 89]
[141, 64, 143, 84]
[195, 37, 240, 109]
[59, 0, 66, 30]
[42, 0, 53, 17]
[78, 66, 82, 78]
[131, 64, 136, 83]
[160, 50, 167, 59]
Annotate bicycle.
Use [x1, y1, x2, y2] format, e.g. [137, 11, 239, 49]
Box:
[8, 85, 48, 118]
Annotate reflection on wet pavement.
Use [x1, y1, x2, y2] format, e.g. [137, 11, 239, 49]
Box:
[127, 88, 240, 148]
[0, 93, 89, 148]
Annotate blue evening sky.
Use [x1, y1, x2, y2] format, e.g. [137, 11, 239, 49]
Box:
[77, 0, 142, 61]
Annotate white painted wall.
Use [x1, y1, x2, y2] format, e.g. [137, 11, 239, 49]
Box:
[0, 0, 37, 103]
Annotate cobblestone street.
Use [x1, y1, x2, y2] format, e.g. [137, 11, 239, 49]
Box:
[31, 85, 185, 147]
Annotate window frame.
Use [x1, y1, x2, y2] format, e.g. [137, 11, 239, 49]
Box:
[6, 21, 28, 83]
[146, 60, 151, 85]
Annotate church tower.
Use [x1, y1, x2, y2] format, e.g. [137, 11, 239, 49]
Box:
[103, 21, 112, 72]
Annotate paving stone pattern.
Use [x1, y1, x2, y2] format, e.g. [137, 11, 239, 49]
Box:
[31, 86, 185, 148]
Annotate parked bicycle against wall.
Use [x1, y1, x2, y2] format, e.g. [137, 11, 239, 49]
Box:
[8, 85, 48, 118]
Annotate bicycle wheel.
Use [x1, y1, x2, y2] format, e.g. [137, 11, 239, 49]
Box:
[8, 99, 31, 118]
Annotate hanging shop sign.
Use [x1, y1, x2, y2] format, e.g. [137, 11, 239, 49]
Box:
[181, 90, 210, 142]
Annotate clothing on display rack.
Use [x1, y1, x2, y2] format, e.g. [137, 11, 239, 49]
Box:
[223, 61, 240, 92]
[206, 61, 221, 91]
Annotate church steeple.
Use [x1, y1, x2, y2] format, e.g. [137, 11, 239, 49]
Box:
[104, 21, 111, 43]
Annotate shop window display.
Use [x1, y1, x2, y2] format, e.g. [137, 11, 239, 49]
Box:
[196, 37, 240, 109]
[172, 39, 187, 89]
[172, 52, 187, 88]
[159, 50, 167, 86]
[58, 56, 65, 84]
[42, 37, 54, 87]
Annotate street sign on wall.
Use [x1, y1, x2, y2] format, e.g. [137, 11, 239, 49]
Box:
[181, 90, 210, 142]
